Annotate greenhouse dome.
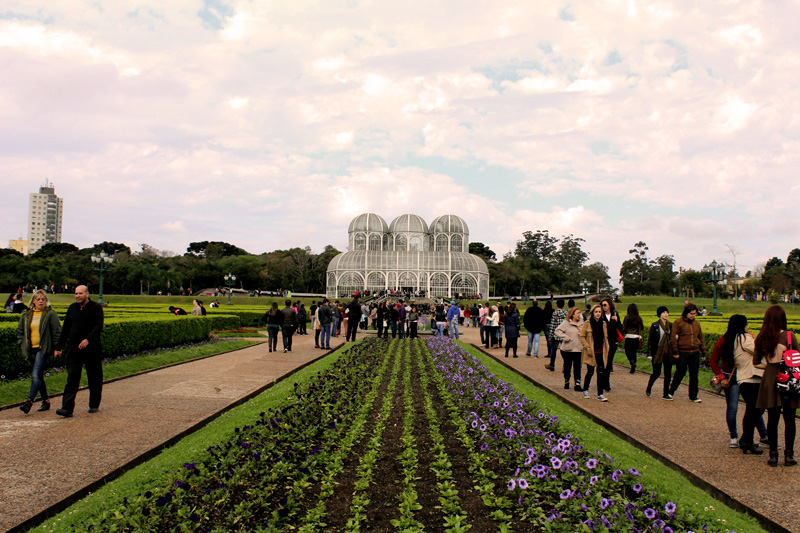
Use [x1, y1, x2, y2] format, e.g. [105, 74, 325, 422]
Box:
[327, 213, 489, 299]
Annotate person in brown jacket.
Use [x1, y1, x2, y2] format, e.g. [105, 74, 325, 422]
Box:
[579, 304, 610, 401]
[668, 303, 706, 402]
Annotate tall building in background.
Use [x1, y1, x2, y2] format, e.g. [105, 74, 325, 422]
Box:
[27, 180, 63, 255]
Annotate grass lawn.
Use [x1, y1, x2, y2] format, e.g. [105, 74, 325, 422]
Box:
[1, 339, 258, 407]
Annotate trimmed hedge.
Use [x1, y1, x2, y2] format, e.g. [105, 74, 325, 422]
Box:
[0, 314, 241, 378]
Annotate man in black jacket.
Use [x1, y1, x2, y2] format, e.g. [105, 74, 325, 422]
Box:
[54, 285, 104, 417]
[345, 297, 362, 342]
[280, 300, 299, 353]
[523, 298, 544, 357]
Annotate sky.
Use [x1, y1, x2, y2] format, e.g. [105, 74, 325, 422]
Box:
[2, 0, 800, 286]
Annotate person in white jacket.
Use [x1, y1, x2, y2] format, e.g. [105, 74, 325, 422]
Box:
[555, 307, 585, 392]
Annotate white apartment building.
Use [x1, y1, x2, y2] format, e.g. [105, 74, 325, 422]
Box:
[27, 181, 63, 255]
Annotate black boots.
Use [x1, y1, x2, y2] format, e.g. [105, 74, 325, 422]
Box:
[19, 399, 32, 414]
[786, 450, 797, 467]
[768, 450, 779, 467]
[740, 441, 763, 455]
[37, 399, 50, 411]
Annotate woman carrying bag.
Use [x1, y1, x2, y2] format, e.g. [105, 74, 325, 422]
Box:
[17, 289, 62, 414]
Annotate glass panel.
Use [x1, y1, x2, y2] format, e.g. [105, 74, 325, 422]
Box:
[354, 233, 366, 250]
[450, 235, 462, 252]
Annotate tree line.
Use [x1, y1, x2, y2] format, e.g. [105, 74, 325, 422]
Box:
[3, 232, 794, 298]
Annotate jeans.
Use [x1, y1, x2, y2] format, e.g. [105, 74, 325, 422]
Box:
[331, 317, 340, 337]
[267, 324, 280, 351]
[398, 320, 405, 339]
[281, 325, 295, 351]
[61, 350, 103, 413]
[547, 338, 559, 366]
[435, 321, 445, 337]
[497, 325, 504, 346]
[391, 321, 399, 338]
[27, 349, 49, 401]
[346, 320, 358, 342]
[723, 376, 740, 439]
[740, 382, 765, 446]
[449, 319, 459, 340]
[320, 323, 331, 348]
[526, 332, 540, 356]
[647, 357, 674, 398]
[479, 323, 485, 344]
[767, 405, 797, 452]
[472, 317, 478, 327]
[669, 351, 701, 399]
[562, 351, 582, 384]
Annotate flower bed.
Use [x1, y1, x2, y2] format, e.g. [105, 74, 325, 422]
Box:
[70, 338, 734, 532]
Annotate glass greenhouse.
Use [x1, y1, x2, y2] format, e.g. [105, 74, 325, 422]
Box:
[327, 213, 490, 298]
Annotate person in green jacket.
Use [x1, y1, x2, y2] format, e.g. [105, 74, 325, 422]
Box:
[17, 290, 62, 414]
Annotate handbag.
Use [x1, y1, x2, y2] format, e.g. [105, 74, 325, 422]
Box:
[777, 331, 800, 398]
[710, 368, 735, 393]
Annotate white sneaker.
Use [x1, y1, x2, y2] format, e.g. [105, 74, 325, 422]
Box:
[582, 391, 589, 399]
[691, 398, 702, 403]
[729, 438, 739, 448]
[597, 395, 608, 402]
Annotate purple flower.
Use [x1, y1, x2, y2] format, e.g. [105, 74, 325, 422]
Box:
[583, 519, 595, 531]
[601, 498, 613, 510]
[560, 489, 572, 500]
[518, 478, 529, 490]
[628, 468, 641, 476]
[644, 507, 658, 519]
[550, 457, 563, 469]
[586, 458, 598, 469]
[633, 483, 643, 493]
[653, 519, 666, 530]
[589, 475, 598, 485]
[611, 469, 622, 482]
[665, 501, 677, 514]
[507, 478, 516, 490]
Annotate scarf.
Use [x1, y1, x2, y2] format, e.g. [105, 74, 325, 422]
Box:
[653, 320, 673, 364]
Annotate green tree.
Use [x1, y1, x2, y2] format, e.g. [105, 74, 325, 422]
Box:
[515, 230, 557, 266]
[469, 242, 497, 262]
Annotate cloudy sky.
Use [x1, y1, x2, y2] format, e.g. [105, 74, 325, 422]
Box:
[2, 0, 799, 284]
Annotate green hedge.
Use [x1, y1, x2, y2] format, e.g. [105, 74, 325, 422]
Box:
[0, 314, 241, 378]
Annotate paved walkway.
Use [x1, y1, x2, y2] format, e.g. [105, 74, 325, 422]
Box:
[455, 325, 797, 533]
[0, 334, 339, 533]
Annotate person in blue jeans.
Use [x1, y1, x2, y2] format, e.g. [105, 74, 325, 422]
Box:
[434, 303, 447, 338]
[17, 290, 62, 414]
[264, 302, 282, 353]
[317, 299, 333, 349]
[447, 301, 460, 340]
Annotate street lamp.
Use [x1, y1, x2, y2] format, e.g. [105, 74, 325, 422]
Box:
[90, 251, 114, 305]
[579, 279, 590, 307]
[224, 272, 237, 305]
[702, 260, 727, 316]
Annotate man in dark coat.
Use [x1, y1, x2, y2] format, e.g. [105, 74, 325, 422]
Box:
[523, 298, 545, 357]
[345, 297, 362, 342]
[54, 285, 104, 417]
[280, 300, 299, 353]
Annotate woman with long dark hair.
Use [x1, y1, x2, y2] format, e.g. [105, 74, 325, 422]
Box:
[600, 298, 621, 382]
[264, 302, 281, 353]
[580, 304, 610, 401]
[710, 314, 769, 452]
[755, 305, 799, 466]
[622, 303, 643, 374]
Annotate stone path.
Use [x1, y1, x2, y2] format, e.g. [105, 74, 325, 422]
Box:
[0, 334, 338, 533]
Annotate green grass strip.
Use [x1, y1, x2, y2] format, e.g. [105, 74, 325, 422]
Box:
[1, 339, 259, 407]
[461, 342, 767, 533]
[27, 348, 343, 533]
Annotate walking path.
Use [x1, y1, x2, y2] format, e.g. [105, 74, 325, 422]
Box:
[460, 324, 798, 533]
[0, 334, 339, 533]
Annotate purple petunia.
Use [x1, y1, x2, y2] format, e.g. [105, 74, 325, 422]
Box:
[560, 489, 572, 500]
[601, 498, 613, 510]
[583, 519, 595, 531]
[633, 483, 643, 493]
[589, 475, 599, 485]
[665, 501, 677, 514]
[644, 507, 658, 519]
[611, 469, 622, 482]
[507, 478, 516, 490]
[517, 478, 529, 490]
[586, 458, 598, 469]
[550, 456, 563, 469]
[628, 468, 641, 476]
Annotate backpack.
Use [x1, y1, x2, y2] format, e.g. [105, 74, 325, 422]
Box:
[776, 331, 800, 398]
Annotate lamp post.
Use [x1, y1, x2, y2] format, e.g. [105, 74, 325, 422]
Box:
[702, 260, 727, 316]
[90, 251, 114, 305]
[224, 272, 237, 305]
[579, 279, 590, 307]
